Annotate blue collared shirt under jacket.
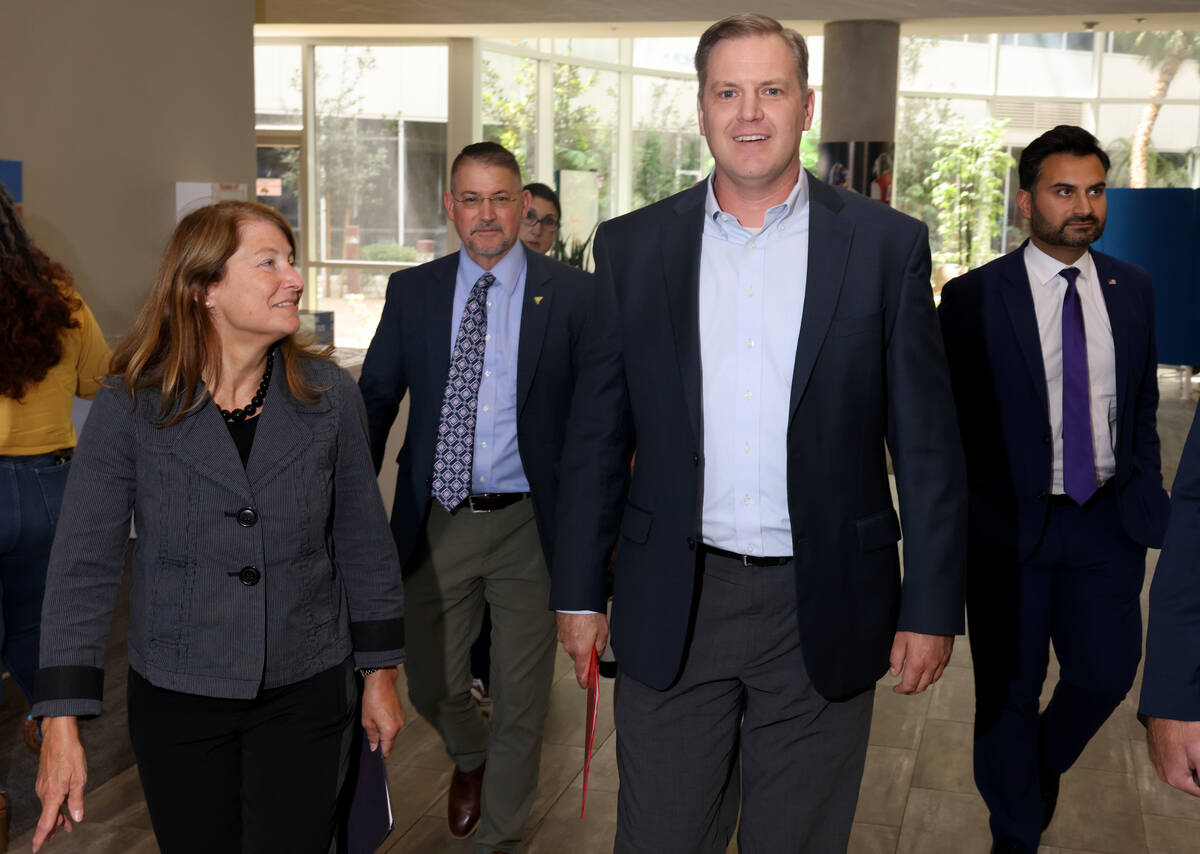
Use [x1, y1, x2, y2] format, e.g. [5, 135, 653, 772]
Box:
[451, 242, 531, 494]
[698, 173, 809, 558]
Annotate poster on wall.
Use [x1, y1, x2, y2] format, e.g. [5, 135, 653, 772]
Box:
[816, 142, 893, 205]
[175, 182, 249, 221]
[0, 159, 22, 210]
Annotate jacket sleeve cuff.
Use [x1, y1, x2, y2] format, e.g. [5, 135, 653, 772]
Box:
[350, 617, 405, 653]
[32, 665, 105, 719]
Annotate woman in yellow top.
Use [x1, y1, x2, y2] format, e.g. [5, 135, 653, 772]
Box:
[0, 183, 111, 762]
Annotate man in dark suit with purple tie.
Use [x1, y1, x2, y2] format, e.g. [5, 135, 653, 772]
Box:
[939, 125, 1171, 854]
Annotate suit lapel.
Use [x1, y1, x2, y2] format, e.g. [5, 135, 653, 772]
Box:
[663, 184, 706, 445]
[790, 174, 851, 419]
[245, 361, 317, 490]
[172, 391, 254, 499]
[517, 251, 553, 415]
[1092, 250, 1131, 436]
[426, 254, 457, 389]
[998, 244, 1051, 420]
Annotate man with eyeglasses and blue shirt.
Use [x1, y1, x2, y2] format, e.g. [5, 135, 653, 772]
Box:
[359, 141, 591, 854]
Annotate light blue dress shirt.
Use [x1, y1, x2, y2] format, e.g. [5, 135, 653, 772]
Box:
[698, 173, 809, 557]
[451, 243, 530, 493]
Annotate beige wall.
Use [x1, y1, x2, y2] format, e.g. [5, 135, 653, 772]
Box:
[0, 1, 256, 339]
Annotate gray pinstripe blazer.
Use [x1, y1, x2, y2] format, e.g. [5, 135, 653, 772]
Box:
[31, 354, 404, 718]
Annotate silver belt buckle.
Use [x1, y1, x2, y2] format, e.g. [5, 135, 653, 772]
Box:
[467, 495, 488, 513]
[742, 554, 752, 566]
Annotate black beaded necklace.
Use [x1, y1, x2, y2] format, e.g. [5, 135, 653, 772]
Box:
[219, 348, 274, 423]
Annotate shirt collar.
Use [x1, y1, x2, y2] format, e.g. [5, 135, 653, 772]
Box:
[457, 240, 527, 292]
[1024, 240, 1094, 288]
[704, 170, 808, 238]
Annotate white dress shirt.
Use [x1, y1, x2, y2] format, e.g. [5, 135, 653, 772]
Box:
[1023, 241, 1117, 493]
[698, 174, 809, 557]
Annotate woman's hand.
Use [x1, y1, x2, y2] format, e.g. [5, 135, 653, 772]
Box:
[34, 716, 88, 852]
[361, 667, 405, 758]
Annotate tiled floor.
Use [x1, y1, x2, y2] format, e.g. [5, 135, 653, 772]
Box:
[14, 374, 1200, 854]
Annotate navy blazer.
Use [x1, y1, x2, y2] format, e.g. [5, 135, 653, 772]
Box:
[32, 356, 405, 718]
[358, 246, 591, 569]
[938, 242, 1169, 560]
[1140, 402, 1200, 720]
[551, 174, 968, 698]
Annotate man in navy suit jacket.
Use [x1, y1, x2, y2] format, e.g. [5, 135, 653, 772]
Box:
[359, 142, 590, 853]
[1140, 403, 1200, 797]
[553, 15, 967, 852]
[939, 125, 1170, 854]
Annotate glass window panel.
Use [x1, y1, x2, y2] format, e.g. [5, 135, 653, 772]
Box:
[1065, 32, 1095, 52]
[632, 38, 697, 74]
[997, 40, 1094, 97]
[805, 35, 824, 88]
[1099, 103, 1200, 185]
[256, 145, 302, 257]
[899, 36, 992, 94]
[310, 265, 403, 350]
[632, 76, 708, 207]
[554, 64, 618, 240]
[313, 46, 448, 270]
[255, 45, 302, 128]
[481, 51, 538, 179]
[1101, 38, 1200, 100]
[551, 38, 619, 63]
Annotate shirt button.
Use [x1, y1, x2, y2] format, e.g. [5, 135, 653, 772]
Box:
[743, 495, 751, 505]
[479, 476, 485, 482]
[744, 444, 751, 453]
[746, 545, 756, 553]
[744, 391, 752, 400]
[747, 339, 755, 348]
[487, 301, 493, 307]
[778, 224, 785, 231]
[485, 334, 491, 341]
[481, 441, 487, 448]
[483, 405, 489, 412]
[485, 370, 491, 377]
[749, 241, 757, 249]
[747, 288, 755, 297]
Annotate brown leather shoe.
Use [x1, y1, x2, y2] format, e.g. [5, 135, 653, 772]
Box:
[0, 790, 9, 853]
[447, 761, 485, 839]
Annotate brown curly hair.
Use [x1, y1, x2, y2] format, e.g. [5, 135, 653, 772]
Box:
[0, 183, 82, 400]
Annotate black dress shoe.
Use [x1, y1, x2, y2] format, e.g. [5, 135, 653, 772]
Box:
[991, 839, 1030, 854]
[1040, 770, 1061, 830]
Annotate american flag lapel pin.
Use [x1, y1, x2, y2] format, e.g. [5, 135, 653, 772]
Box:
[1107, 278, 1117, 286]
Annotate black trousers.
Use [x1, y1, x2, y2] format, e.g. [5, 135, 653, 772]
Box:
[127, 659, 357, 854]
[969, 485, 1145, 852]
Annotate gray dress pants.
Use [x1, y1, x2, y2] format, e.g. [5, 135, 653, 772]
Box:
[613, 550, 874, 854]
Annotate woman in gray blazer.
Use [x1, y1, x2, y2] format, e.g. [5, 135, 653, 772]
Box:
[29, 201, 406, 854]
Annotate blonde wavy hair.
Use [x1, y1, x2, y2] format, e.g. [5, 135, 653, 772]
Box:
[109, 201, 329, 425]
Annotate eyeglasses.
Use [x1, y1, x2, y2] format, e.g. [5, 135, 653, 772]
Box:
[453, 193, 520, 209]
[522, 212, 560, 231]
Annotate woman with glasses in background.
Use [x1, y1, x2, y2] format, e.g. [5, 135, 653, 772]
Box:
[517, 183, 561, 256]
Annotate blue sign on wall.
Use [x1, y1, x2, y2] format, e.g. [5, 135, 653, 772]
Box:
[0, 160, 22, 202]
[1093, 188, 1200, 367]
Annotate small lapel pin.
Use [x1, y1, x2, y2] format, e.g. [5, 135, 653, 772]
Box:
[533, 296, 544, 304]
[1108, 278, 1117, 286]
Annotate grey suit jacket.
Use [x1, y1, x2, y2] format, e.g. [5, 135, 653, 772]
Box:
[32, 354, 404, 718]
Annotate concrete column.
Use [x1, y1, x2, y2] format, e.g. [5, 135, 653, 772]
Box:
[817, 20, 900, 203]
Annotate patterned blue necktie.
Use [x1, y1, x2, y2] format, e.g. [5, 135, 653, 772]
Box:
[431, 272, 495, 510]
[1060, 266, 1097, 505]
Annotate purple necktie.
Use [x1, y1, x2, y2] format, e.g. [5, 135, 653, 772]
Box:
[431, 272, 495, 511]
[1060, 266, 1096, 505]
